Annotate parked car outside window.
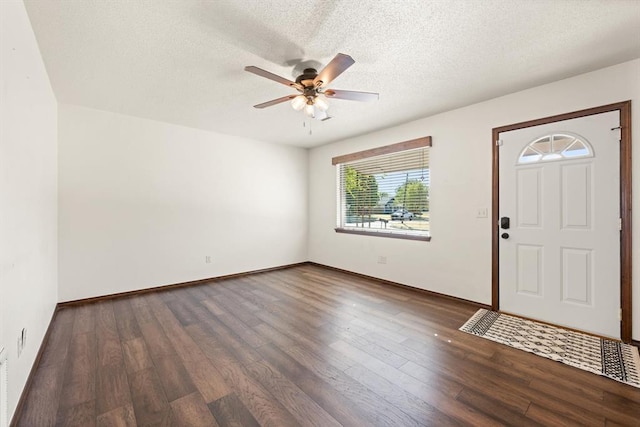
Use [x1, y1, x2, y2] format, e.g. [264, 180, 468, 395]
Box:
[391, 209, 414, 220]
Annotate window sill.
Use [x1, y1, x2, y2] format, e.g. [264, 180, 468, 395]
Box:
[335, 227, 431, 241]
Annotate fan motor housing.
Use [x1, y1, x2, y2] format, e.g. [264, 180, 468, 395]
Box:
[296, 68, 318, 87]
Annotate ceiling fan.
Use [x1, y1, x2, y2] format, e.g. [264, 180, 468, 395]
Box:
[245, 53, 379, 120]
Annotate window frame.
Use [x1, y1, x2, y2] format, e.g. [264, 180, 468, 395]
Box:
[332, 136, 432, 242]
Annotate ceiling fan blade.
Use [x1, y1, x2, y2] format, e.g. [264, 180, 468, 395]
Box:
[313, 53, 355, 87]
[253, 95, 296, 109]
[324, 89, 379, 102]
[245, 66, 302, 90]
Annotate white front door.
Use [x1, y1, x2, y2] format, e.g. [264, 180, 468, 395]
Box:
[499, 111, 620, 339]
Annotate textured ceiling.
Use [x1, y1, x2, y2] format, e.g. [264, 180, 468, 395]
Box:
[24, 0, 640, 148]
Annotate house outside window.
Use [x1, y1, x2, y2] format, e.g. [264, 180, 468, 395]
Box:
[332, 137, 431, 241]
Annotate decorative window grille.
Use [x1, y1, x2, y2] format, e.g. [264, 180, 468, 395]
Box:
[518, 133, 593, 164]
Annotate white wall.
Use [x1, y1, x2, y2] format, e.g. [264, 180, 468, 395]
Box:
[0, 0, 58, 422]
[58, 104, 308, 302]
[308, 59, 640, 341]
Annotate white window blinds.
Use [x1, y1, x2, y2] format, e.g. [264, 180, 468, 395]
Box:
[333, 137, 431, 240]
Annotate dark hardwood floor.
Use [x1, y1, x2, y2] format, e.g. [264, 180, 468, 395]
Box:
[14, 264, 640, 426]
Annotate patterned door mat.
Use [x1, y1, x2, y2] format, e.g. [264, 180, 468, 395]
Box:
[459, 309, 640, 388]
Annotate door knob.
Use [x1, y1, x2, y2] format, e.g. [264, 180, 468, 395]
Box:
[501, 233, 509, 239]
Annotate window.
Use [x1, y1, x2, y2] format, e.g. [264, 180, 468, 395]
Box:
[518, 133, 593, 164]
[332, 137, 431, 241]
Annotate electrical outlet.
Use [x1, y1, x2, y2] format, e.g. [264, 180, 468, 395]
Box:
[377, 256, 387, 264]
[476, 207, 488, 218]
[205, 255, 211, 264]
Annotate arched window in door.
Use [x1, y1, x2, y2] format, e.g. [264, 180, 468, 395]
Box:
[517, 133, 593, 164]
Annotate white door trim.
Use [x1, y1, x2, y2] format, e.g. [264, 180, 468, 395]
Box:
[491, 101, 633, 343]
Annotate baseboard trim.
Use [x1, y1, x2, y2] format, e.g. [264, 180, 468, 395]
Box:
[305, 261, 491, 310]
[10, 307, 58, 427]
[632, 340, 640, 349]
[58, 261, 491, 311]
[57, 260, 491, 311]
[57, 262, 308, 307]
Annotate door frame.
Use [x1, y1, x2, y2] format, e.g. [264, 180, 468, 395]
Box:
[491, 101, 632, 343]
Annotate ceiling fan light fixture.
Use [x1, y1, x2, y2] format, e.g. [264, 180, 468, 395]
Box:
[304, 103, 315, 118]
[291, 95, 306, 111]
[314, 95, 329, 112]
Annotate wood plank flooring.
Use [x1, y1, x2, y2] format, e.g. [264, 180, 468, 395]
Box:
[14, 264, 640, 426]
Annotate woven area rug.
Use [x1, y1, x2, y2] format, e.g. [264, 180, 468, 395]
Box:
[460, 309, 640, 388]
